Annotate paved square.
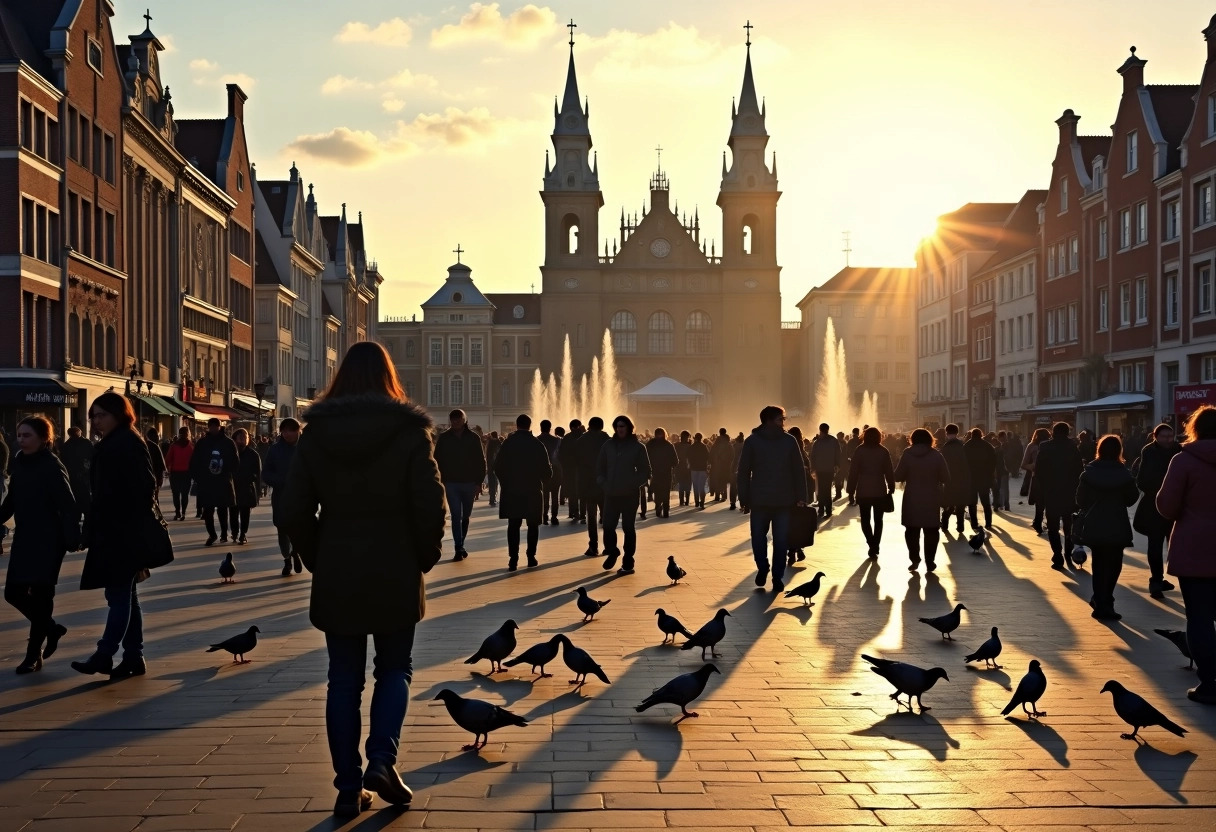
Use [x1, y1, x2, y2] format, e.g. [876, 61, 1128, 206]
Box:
[1, 489, 1213, 831]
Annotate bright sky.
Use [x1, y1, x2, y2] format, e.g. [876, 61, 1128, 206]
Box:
[115, 1, 1216, 320]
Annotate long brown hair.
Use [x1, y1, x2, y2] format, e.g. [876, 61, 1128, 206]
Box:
[1185, 404, 1216, 442]
[89, 391, 137, 429]
[321, 341, 406, 402]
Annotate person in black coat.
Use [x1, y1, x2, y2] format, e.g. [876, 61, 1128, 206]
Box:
[72, 392, 158, 680]
[646, 428, 678, 519]
[938, 424, 971, 533]
[537, 420, 561, 525]
[1034, 421, 1085, 569]
[58, 426, 93, 524]
[674, 431, 692, 507]
[595, 415, 651, 574]
[963, 428, 997, 532]
[2, 416, 79, 673]
[558, 420, 585, 521]
[145, 428, 166, 489]
[1076, 435, 1140, 620]
[231, 428, 262, 545]
[1133, 423, 1181, 598]
[492, 414, 552, 570]
[262, 419, 301, 575]
[433, 409, 487, 561]
[575, 417, 611, 555]
[190, 418, 239, 546]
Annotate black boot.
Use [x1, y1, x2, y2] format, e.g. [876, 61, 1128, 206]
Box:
[42, 624, 67, 659]
[110, 656, 147, 680]
[16, 640, 43, 675]
[282, 558, 293, 577]
[71, 652, 113, 675]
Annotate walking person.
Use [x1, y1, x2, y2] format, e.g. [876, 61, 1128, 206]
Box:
[675, 430, 693, 506]
[646, 427, 678, 519]
[164, 427, 193, 521]
[1021, 428, 1049, 532]
[1156, 405, 1216, 704]
[844, 428, 862, 505]
[1133, 423, 1180, 599]
[262, 419, 302, 576]
[433, 409, 486, 562]
[737, 406, 808, 591]
[558, 420, 584, 521]
[937, 424, 971, 533]
[964, 428, 996, 532]
[145, 428, 166, 493]
[280, 341, 446, 816]
[597, 415, 651, 575]
[1034, 422, 1084, 570]
[2, 416, 79, 673]
[537, 420, 561, 525]
[709, 428, 733, 503]
[810, 423, 840, 517]
[894, 429, 950, 572]
[484, 431, 502, 508]
[992, 431, 1010, 511]
[493, 415, 552, 571]
[71, 392, 159, 680]
[1075, 434, 1139, 621]
[729, 431, 746, 510]
[575, 417, 610, 555]
[847, 426, 895, 558]
[231, 429, 262, 545]
[59, 425, 93, 525]
[190, 418, 238, 546]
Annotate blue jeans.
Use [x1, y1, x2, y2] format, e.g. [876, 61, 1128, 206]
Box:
[749, 507, 789, 582]
[99, 575, 143, 660]
[691, 471, 708, 505]
[325, 626, 417, 792]
[603, 494, 639, 567]
[1180, 577, 1216, 689]
[445, 482, 478, 552]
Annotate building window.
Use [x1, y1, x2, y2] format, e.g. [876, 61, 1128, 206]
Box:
[1098, 288, 1109, 331]
[856, 335, 868, 353]
[1164, 199, 1180, 241]
[501, 340, 510, 358]
[1165, 272, 1179, 327]
[1203, 355, 1216, 382]
[470, 337, 483, 366]
[500, 380, 511, 405]
[1120, 282, 1132, 326]
[449, 375, 464, 406]
[87, 38, 103, 73]
[1119, 208, 1131, 249]
[1127, 130, 1138, 173]
[428, 375, 443, 406]
[647, 311, 674, 354]
[1209, 94, 1216, 138]
[952, 310, 966, 346]
[1135, 277, 1148, 323]
[470, 375, 483, 406]
[895, 335, 908, 353]
[854, 363, 867, 382]
[1068, 302, 1077, 342]
[895, 362, 909, 380]
[1059, 177, 1068, 212]
[449, 337, 464, 366]
[1198, 182, 1214, 226]
[609, 310, 637, 354]
[429, 337, 442, 365]
[522, 340, 531, 358]
[1097, 217, 1108, 258]
[685, 310, 712, 354]
[1069, 236, 1079, 272]
[1199, 265, 1215, 315]
[405, 340, 415, 359]
[1136, 201, 1148, 244]
[874, 362, 889, 380]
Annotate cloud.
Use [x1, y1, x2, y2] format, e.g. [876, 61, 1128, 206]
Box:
[319, 68, 438, 97]
[189, 58, 218, 71]
[285, 127, 391, 167]
[158, 34, 176, 53]
[382, 69, 439, 90]
[335, 18, 413, 47]
[581, 24, 785, 88]
[431, 3, 557, 50]
[321, 75, 375, 95]
[381, 98, 406, 113]
[398, 106, 501, 147]
[190, 59, 256, 90]
[219, 73, 256, 90]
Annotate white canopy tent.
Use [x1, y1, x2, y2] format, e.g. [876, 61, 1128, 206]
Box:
[627, 377, 705, 433]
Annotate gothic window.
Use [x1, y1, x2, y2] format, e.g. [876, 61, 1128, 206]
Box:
[686, 310, 712, 354]
[68, 313, 79, 364]
[742, 213, 759, 256]
[562, 213, 580, 255]
[94, 323, 104, 370]
[105, 326, 117, 371]
[82, 317, 93, 366]
[610, 310, 637, 355]
[692, 379, 712, 407]
[501, 340, 511, 358]
[648, 311, 674, 354]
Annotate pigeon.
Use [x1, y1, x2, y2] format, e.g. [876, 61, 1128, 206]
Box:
[784, 572, 826, 605]
[464, 620, 518, 673]
[680, 608, 731, 661]
[1002, 660, 1048, 718]
[206, 625, 260, 664]
[432, 688, 528, 751]
[862, 654, 949, 711]
[964, 626, 1003, 669]
[503, 635, 562, 678]
[655, 608, 694, 645]
[218, 552, 236, 583]
[574, 587, 611, 621]
[919, 603, 967, 640]
[636, 663, 721, 722]
[556, 634, 610, 687]
[1153, 629, 1194, 670]
[666, 556, 687, 584]
[968, 531, 986, 551]
[1100, 680, 1187, 741]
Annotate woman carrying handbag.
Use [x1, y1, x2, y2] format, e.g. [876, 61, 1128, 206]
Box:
[847, 427, 895, 558]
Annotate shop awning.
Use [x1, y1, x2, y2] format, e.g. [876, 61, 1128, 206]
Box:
[1077, 392, 1153, 411]
[128, 393, 178, 417]
[0, 377, 79, 407]
[627, 377, 704, 401]
[1027, 401, 1079, 412]
[189, 402, 243, 421]
[232, 394, 274, 414]
[159, 396, 196, 417]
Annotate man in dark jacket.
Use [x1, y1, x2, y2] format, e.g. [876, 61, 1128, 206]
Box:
[844, 428, 862, 505]
[59, 426, 94, 523]
[810, 424, 841, 517]
[596, 415, 651, 574]
[964, 428, 997, 532]
[145, 428, 166, 490]
[537, 420, 561, 525]
[1077, 430, 1097, 463]
[938, 424, 971, 533]
[575, 417, 611, 555]
[433, 409, 487, 561]
[1133, 424, 1180, 597]
[190, 418, 239, 546]
[558, 419, 584, 521]
[493, 414, 552, 570]
[1034, 421, 1084, 568]
[262, 419, 301, 574]
[737, 405, 809, 591]
[709, 428, 734, 503]
[484, 431, 502, 507]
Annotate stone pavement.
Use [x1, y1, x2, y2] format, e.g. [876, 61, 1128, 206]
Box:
[1, 486, 1214, 832]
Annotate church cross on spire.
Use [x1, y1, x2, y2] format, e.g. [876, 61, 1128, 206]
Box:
[744, 19, 753, 47]
[453, 243, 464, 264]
[143, 8, 153, 29]
[655, 144, 663, 173]
[567, 18, 577, 48]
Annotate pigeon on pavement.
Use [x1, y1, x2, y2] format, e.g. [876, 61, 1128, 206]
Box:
[1153, 629, 1194, 670]
[919, 603, 967, 640]
[1100, 680, 1187, 741]
[636, 663, 720, 722]
[556, 634, 610, 687]
[433, 689, 528, 750]
[968, 531, 986, 551]
[464, 620, 518, 673]
[219, 552, 236, 583]
[862, 654, 949, 711]
[680, 609, 731, 661]
[965, 626, 1003, 669]
[1002, 660, 1048, 718]
[784, 572, 826, 605]
[503, 635, 562, 678]
[666, 556, 687, 585]
[206, 625, 260, 663]
[574, 587, 611, 621]
[655, 608, 694, 645]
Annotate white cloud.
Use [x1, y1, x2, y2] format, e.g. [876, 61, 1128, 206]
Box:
[381, 98, 406, 113]
[190, 59, 256, 90]
[321, 75, 375, 95]
[335, 18, 413, 47]
[286, 127, 393, 167]
[189, 58, 218, 71]
[219, 73, 256, 90]
[398, 106, 502, 147]
[382, 69, 439, 90]
[431, 3, 557, 50]
[158, 34, 177, 53]
[581, 24, 785, 88]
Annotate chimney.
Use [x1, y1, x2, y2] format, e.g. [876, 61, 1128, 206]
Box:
[226, 83, 248, 122]
[1117, 46, 1146, 94]
[1205, 15, 1216, 61]
[1055, 109, 1080, 146]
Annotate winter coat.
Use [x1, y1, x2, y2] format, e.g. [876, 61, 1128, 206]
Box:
[646, 436, 678, 490]
[557, 430, 583, 492]
[233, 446, 262, 508]
[146, 438, 166, 481]
[1157, 439, 1216, 578]
[0, 448, 78, 585]
[281, 394, 445, 635]
[687, 441, 709, 472]
[846, 443, 895, 502]
[575, 428, 610, 501]
[709, 437, 734, 490]
[736, 424, 809, 509]
[809, 434, 841, 473]
[1033, 437, 1084, 514]
[434, 428, 488, 484]
[1075, 459, 1138, 549]
[538, 432, 561, 482]
[485, 436, 502, 465]
[894, 443, 949, 528]
[963, 436, 997, 498]
[262, 438, 297, 527]
[164, 439, 193, 474]
[493, 430, 552, 522]
[674, 438, 692, 478]
[1003, 439, 1024, 476]
[597, 435, 651, 497]
[58, 435, 94, 511]
[939, 437, 971, 505]
[1132, 440, 1179, 538]
[80, 428, 157, 590]
[189, 431, 239, 508]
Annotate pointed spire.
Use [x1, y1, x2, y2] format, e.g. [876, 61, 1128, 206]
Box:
[560, 35, 581, 116]
[722, 151, 728, 177]
[772, 152, 777, 177]
[730, 22, 767, 138]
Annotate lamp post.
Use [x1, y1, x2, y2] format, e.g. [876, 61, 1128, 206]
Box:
[128, 360, 143, 430]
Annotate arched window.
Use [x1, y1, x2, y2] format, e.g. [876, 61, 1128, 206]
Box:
[105, 326, 117, 371]
[686, 310, 712, 354]
[522, 340, 531, 358]
[648, 311, 674, 354]
[68, 313, 79, 364]
[94, 323, 105, 370]
[562, 213, 580, 255]
[501, 340, 511, 358]
[81, 317, 93, 366]
[742, 213, 759, 256]
[610, 310, 637, 355]
[692, 379, 713, 407]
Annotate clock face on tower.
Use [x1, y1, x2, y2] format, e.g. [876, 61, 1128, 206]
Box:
[650, 238, 671, 258]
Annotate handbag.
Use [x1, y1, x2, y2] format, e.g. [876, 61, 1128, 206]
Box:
[1070, 507, 1088, 548]
[1019, 475, 1031, 498]
[881, 493, 895, 513]
[139, 500, 175, 570]
[788, 505, 819, 549]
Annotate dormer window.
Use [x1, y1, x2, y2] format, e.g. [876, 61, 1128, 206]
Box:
[452, 291, 463, 303]
[1208, 95, 1216, 138]
[1092, 156, 1104, 190]
[87, 38, 103, 75]
[1059, 178, 1068, 212]
[1126, 130, 1138, 173]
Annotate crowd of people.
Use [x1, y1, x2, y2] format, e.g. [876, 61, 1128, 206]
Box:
[1, 339, 1214, 815]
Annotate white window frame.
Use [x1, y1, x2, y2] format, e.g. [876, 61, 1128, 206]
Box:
[427, 374, 443, 406]
[1069, 236, 1079, 272]
[1199, 265, 1215, 316]
[1127, 130, 1139, 173]
[1098, 217, 1109, 258]
[1060, 177, 1068, 212]
[1202, 355, 1216, 382]
[1165, 199, 1180, 241]
[470, 374, 484, 406]
[1165, 273, 1179, 327]
[1120, 282, 1132, 326]
[1119, 208, 1131, 249]
[1136, 201, 1149, 244]
[1098, 288, 1109, 332]
[1198, 181, 1213, 227]
[1135, 277, 1149, 323]
[429, 337, 442, 366]
[449, 374, 464, 406]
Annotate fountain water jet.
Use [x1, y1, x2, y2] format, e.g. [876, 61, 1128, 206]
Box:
[528, 330, 625, 428]
[813, 317, 878, 432]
